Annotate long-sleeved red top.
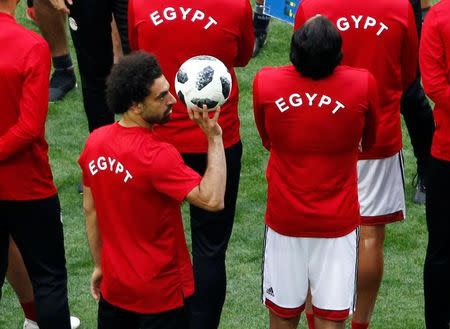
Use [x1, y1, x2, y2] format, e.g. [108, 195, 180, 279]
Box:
[295, 0, 418, 160]
[253, 65, 379, 237]
[0, 12, 56, 200]
[420, 0, 450, 162]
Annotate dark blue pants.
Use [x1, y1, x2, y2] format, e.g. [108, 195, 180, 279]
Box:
[400, 0, 434, 182]
[182, 141, 242, 329]
[424, 157, 450, 329]
[68, 0, 130, 132]
[98, 296, 189, 329]
[0, 195, 70, 329]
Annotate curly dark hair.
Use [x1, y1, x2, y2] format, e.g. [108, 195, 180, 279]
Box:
[290, 15, 342, 80]
[106, 52, 162, 114]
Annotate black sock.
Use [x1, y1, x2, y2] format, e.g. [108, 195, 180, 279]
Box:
[52, 54, 73, 71]
[253, 10, 270, 35]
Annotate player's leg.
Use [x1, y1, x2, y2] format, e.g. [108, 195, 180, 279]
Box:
[111, 17, 124, 64]
[351, 225, 385, 327]
[112, 0, 130, 55]
[7, 238, 81, 329]
[253, 0, 270, 57]
[33, 0, 76, 102]
[314, 318, 345, 329]
[309, 230, 357, 329]
[424, 157, 450, 329]
[0, 203, 9, 299]
[9, 196, 71, 329]
[68, 0, 115, 132]
[138, 305, 190, 329]
[305, 292, 315, 329]
[353, 153, 405, 328]
[7, 238, 36, 322]
[182, 141, 242, 329]
[269, 312, 301, 329]
[262, 227, 307, 329]
[401, 78, 433, 205]
[401, 0, 434, 205]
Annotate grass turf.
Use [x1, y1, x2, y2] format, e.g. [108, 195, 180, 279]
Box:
[0, 5, 429, 329]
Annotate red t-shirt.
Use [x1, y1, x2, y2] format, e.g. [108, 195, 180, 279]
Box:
[253, 65, 379, 237]
[128, 0, 254, 153]
[0, 13, 56, 200]
[294, 0, 418, 160]
[420, 0, 450, 162]
[78, 123, 202, 314]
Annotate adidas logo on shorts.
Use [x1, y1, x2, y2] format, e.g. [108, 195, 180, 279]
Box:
[266, 287, 274, 297]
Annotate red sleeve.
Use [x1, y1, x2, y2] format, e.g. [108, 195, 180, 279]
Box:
[253, 71, 271, 151]
[420, 9, 450, 110]
[0, 41, 51, 161]
[128, 0, 139, 51]
[235, 0, 254, 67]
[361, 73, 379, 152]
[150, 144, 202, 201]
[401, 3, 419, 90]
[293, 5, 306, 31]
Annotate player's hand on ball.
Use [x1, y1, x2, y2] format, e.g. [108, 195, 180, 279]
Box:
[91, 266, 103, 301]
[188, 105, 222, 138]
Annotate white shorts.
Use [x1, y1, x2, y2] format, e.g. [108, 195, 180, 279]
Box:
[357, 152, 406, 225]
[262, 227, 358, 321]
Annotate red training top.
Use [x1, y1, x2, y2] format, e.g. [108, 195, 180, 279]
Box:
[295, 0, 418, 160]
[253, 65, 379, 237]
[128, 0, 254, 153]
[0, 12, 56, 201]
[420, 0, 450, 162]
[78, 123, 202, 314]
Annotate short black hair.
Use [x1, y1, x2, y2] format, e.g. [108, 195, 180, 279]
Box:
[290, 15, 342, 80]
[106, 52, 162, 114]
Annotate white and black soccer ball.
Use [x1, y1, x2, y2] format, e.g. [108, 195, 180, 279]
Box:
[175, 55, 232, 111]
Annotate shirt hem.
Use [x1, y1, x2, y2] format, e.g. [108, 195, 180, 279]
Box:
[266, 222, 359, 238]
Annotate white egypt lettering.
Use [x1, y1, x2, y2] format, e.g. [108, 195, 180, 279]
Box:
[336, 15, 389, 36]
[87, 156, 134, 183]
[149, 7, 218, 30]
[274, 92, 346, 114]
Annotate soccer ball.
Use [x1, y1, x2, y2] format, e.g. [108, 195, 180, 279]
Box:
[175, 55, 232, 111]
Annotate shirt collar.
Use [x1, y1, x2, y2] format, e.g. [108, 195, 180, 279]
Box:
[0, 12, 15, 21]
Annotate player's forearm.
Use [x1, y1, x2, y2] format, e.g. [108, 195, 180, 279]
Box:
[197, 135, 226, 211]
[83, 190, 102, 267]
[0, 131, 38, 161]
[85, 211, 102, 268]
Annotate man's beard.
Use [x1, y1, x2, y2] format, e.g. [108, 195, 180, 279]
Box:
[145, 106, 172, 125]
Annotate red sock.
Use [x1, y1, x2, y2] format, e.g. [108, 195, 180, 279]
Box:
[351, 321, 369, 329]
[306, 312, 315, 329]
[21, 301, 37, 321]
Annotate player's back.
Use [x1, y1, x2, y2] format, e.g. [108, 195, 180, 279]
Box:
[295, 0, 415, 90]
[0, 13, 49, 132]
[253, 64, 377, 237]
[128, 0, 254, 152]
[0, 13, 55, 201]
[79, 122, 199, 313]
[295, 0, 418, 159]
[255, 65, 373, 190]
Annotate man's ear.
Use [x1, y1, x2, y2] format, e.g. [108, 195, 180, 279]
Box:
[131, 102, 143, 114]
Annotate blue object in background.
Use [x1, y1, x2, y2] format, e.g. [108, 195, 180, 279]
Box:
[263, 0, 300, 25]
